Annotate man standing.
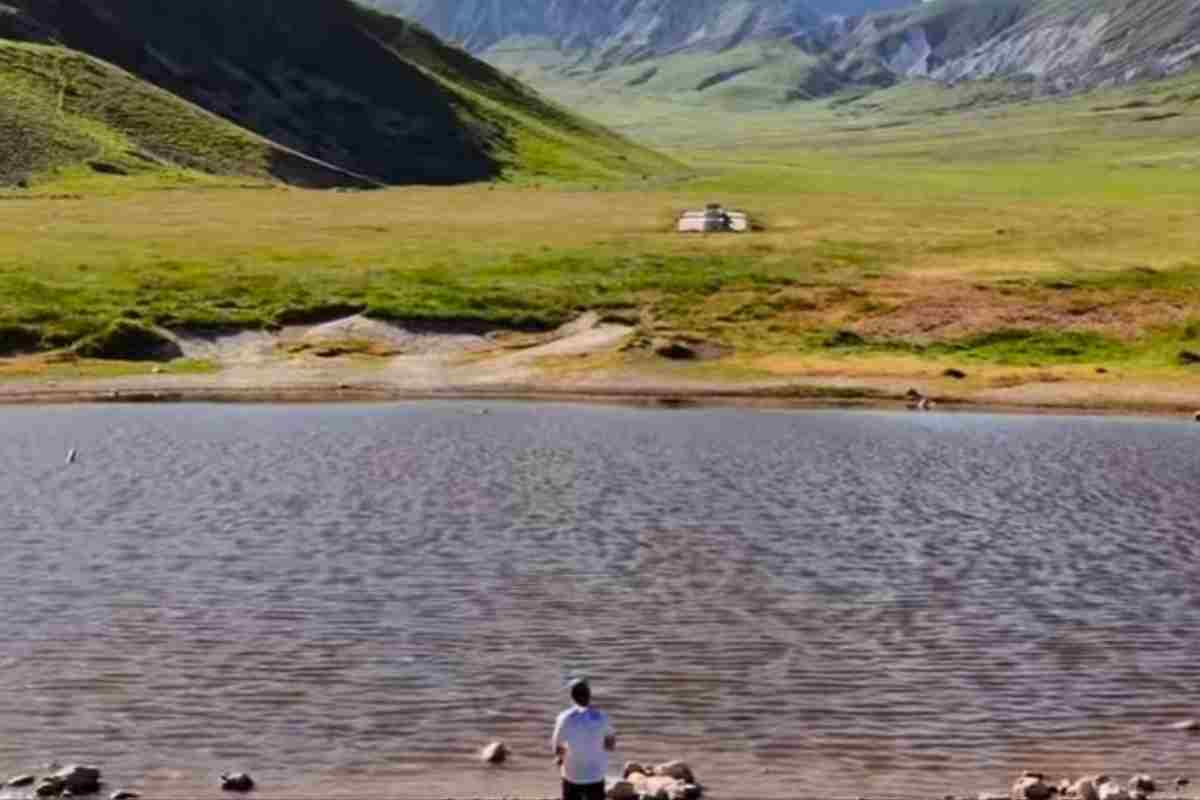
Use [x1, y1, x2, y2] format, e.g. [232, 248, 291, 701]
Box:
[551, 678, 616, 800]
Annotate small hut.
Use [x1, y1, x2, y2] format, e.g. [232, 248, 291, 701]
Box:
[677, 203, 748, 233]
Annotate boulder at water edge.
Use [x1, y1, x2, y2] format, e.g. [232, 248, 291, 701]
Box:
[1067, 777, 1101, 800]
[109, 791, 140, 800]
[653, 761, 696, 784]
[480, 741, 509, 765]
[623, 762, 648, 778]
[606, 778, 639, 800]
[35, 780, 64, 798]
[1098, 781, 1131, 800]
[1169, 720, 1200, 731]
[220, 773, 255, 792]
[6, 775, 37, 788]
[1012, 773, 1054, 800]
[626, 773, 701, 800]
[40, 765, 102, 795]
[1129, 776, 1156, 795]
[61, 765, 101, 791]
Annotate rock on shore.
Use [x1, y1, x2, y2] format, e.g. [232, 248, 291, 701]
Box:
[220, 772, 255, 792]
[30, 765, 102, 797]
[1011, 771, 1185, 800]
[610, 760, 702, 800]
[480, 741, 509, 764]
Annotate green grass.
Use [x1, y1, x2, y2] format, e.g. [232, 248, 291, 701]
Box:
[805, 329, 1135, 365]
[0, 40, 308, 187]
[0, 356, 216, 381]
[4, 57, 1200, 378]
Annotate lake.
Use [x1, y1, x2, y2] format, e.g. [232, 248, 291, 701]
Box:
[1, 403, 1199, 799]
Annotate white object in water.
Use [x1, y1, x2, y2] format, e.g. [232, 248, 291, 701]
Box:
[65, 448, 77, 464]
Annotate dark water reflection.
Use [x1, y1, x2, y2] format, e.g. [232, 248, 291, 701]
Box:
[1, 403, 1199, 799]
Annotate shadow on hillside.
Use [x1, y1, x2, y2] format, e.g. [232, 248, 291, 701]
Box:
[17, 0, 508, 186]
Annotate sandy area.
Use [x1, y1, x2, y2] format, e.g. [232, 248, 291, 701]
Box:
[1, 312, 1199, 418]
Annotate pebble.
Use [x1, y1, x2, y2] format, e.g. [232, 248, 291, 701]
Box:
[110, 792, 140, 800]
[1170, 719, 1200, 731]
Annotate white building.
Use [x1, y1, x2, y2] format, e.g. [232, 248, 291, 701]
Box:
[677, 203, 748, 233]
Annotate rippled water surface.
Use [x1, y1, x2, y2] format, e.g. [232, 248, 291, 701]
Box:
[2, 403, 1200, 799]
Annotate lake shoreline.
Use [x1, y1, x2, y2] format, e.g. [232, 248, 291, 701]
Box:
[1, 370, 1198, 420]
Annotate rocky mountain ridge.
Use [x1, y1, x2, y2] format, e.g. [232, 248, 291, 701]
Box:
[829, 0, 1200, 93]
[377, 0, 836, 60]
[379, 0, 1200, 97]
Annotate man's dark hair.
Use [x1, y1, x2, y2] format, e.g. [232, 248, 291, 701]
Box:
[570, 680, 591, 707]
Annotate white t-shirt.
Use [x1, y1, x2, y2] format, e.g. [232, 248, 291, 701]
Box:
[551, 705, 614, 785]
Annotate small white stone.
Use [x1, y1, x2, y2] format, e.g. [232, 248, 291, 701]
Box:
[1098, 782, 1131, 800]
[479, 740, 508, 764]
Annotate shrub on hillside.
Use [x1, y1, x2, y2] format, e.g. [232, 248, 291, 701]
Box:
[0, 324, 41, 356]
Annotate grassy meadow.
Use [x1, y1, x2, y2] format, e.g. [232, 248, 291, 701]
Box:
[5, 70, 1200, 389]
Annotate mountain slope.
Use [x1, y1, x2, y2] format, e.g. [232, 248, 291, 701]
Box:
[383, 0, 1200, 103]
[833, 0, 1200, 91]
[0, 0, 673, 186]
[0, 38, 371, 188]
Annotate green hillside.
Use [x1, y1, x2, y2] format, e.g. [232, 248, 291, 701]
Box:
[490, 39, 842, 111]
[0, 40, 367, 188]
[0, 0, 675, 187]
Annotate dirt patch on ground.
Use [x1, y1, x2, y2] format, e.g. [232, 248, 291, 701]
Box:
[297, 315, 494, 355]
[172, 312, 634, 388]
[176, 329, 280, 364]
[851, 281, 1195, 341]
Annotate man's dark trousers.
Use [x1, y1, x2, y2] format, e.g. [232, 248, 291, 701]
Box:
[562, 779, 605, 800]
